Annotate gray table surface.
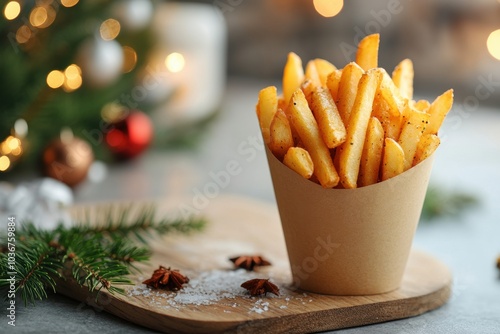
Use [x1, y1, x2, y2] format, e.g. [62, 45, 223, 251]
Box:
[3, 78, 500, 333]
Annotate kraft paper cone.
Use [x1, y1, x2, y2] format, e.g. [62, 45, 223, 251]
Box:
[265, 147, 435, 295]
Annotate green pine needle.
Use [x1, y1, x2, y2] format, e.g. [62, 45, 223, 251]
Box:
[0, 205, 206, 306]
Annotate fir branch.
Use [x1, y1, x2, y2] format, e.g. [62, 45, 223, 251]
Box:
[0, 205, 207, 306]
[0, 240, 63, 306]
[71, 205, 206, 243]
[104, 239, 150, 272]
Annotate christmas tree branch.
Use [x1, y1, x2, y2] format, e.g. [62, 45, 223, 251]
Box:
[0, 205, 207, 306]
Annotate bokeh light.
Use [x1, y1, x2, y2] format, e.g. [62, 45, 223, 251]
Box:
[61, 0, 79, 8]
[122, 46, 138, 73]
[487, 29, 500, 61]
[165, 52, 185, 73]
[16, 25, 31, 44]
[30, 6, 48, 27]
[65, 64, 81, 80]
[4, 1, 21, 20]
[47, 70, 65, 89]
[313, 0, 344, 18]
[0, 156, 11, 172]
[100, 18, 121, 41]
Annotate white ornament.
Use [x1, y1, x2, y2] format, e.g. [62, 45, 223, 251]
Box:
[78, 37, 124, 88]
[112, 0, 153, 31]
[0, 178, 74, 230]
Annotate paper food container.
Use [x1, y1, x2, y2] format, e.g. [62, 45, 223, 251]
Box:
[265, 147, 435, 295]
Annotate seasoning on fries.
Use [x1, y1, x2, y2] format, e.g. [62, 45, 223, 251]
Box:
[256, 33, 453, 188]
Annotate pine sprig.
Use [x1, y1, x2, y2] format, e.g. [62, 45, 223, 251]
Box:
[0, 240, 62, 306]
[0, 206, 207, 306]
[71, 205, 206, 243]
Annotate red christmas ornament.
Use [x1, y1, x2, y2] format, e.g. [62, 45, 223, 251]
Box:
[105, 110, 153, 159]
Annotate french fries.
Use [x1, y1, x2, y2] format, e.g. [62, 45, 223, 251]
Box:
[381, 138, 405, 181]
[392, 59, 414, 101]
[288, 90, 339, 188]
[257, 34, 453, 188]
[309, 87, 346, 149]
[414, 134, 440, 165]
[338, 69, 381, 189]
[314, 59, 337, 87]
[425, 89, 454, 135]
[359, 117, 384, 187]
[326, 69, 342, 102]
[256, 86, 278, 144]
[283, 52, 305, 106]
[355, 33, 380, 71]
[283, 147, 314, 179]
[269, 109, 294, 160]
[336, 62, 364, 124]
[398, 105, 430, 171]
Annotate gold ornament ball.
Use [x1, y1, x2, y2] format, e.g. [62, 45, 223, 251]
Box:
[42, 137, 94, 187]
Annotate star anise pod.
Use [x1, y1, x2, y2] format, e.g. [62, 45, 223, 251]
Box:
[241, 278, 280, 296]
[142, 266, 189, 291]
[229, 255, 271, 271]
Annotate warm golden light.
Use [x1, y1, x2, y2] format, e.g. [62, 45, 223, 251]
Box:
[65, 64, 81, 80]
[0, 156, 10, 172]
[165, 52, 185, 73]
[63, 76, 82, 92]
[4, 1, 21, 20]
[30, 6, 48, 27]
[313, 0, 343, 18]
[101, 103, 127, 123]
[487, 29, 500, 61]
[7, 136, 20, 151]
[47, 70, 65, 89]
[100, 18, 121, 41]
[61, 0, 79, 8]
[16, 25, 31, 44]
[122, 46, 138, 73]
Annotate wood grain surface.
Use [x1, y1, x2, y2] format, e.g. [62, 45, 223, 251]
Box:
[57, 195, 452, 333]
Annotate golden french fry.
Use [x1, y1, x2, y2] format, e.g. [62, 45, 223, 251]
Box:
[309, 87, 346, 149]
[378, 69, 405, 117]
[425, 89, 454, 135]
[288, 89, 339, 188]
[301, 79, 315, 106]
[358, 117, 384, 187]
[326, 69, 342, 102]
[314, 58, 336, 87]
[336, 62, 364, 124]
[269, 109, 294, 160]
[278, 96, 287, 112]
[338, 69, 381, 189]
[256, 86, 278, 144]
[398, 106, 430, 170]
[355, 33, 380, 71]
[282, 52, 304, 106]
[413, 134, 440, 165]
[392, 59, 414, 100]
[413, 99, 431, 112]
[283, 147, 314, 179]
[305, 60, 322, 88]
[381, 138, 405, 181]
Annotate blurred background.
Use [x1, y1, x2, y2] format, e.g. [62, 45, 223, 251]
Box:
[0, 0, 498, 218]
[1, 1, 500, 333]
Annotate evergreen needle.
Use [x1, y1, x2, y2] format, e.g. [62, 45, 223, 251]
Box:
[0, 205, 206, 306]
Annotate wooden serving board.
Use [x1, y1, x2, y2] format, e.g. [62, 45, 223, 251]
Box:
[57, 195, 452, 333]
